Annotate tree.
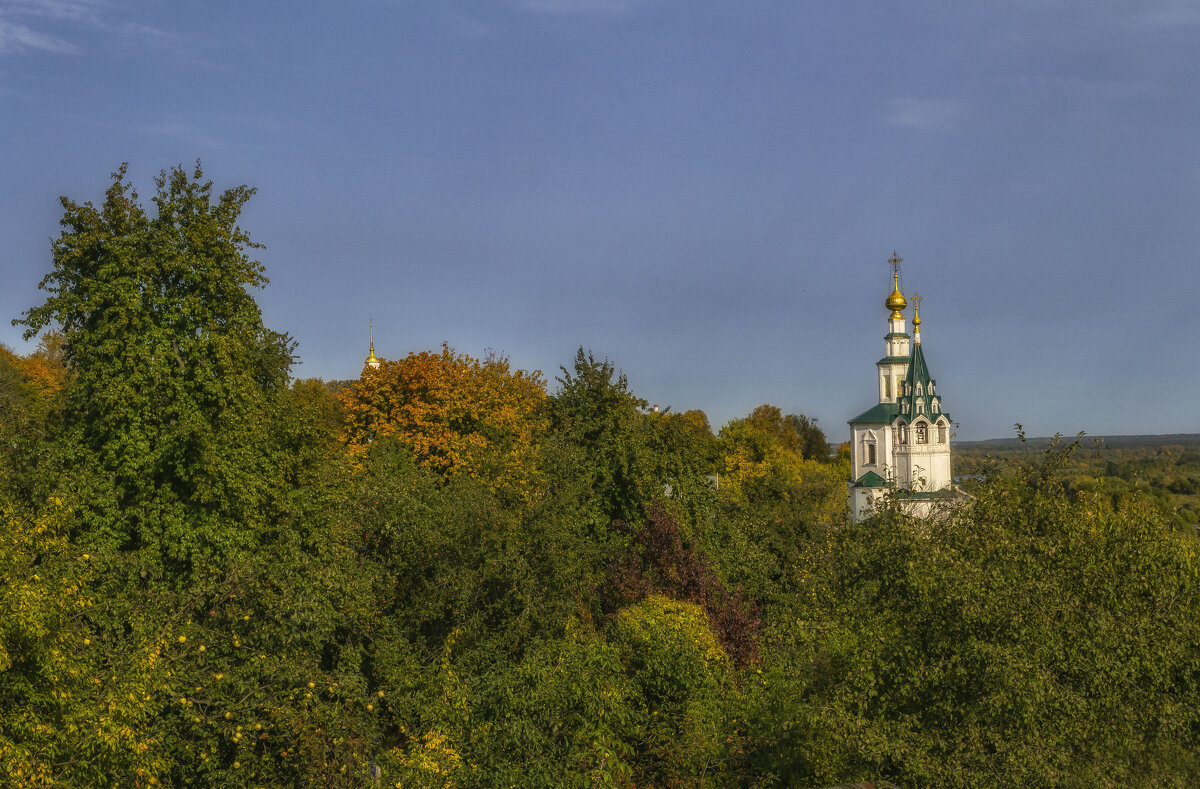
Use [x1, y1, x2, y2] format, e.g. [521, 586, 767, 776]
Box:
[16, 162, 295, 578]
[739, 442, 1200, 787]
[716, 406, 845, 523]
[733, 404, 828, 462]
[550, 349, 649, 524]
[339, 345, 547, 499]
[6, 163, 391, 787]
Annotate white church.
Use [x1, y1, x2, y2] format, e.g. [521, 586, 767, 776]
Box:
[848, 254, 960, 521]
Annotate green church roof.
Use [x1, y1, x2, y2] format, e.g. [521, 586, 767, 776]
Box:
[896, 341, 946, 419]
[906, 343, 932, 393]
[848, 402, 899, 425]
[852, 471, 888, 488]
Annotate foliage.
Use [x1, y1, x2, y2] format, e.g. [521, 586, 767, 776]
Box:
[717, 407, 847, 526]
[6, 163, 1200, 788]
[739, 440, 1200, 788]
[550, 348, 650, 524]
[609, 502, 761, 665]
[339, 345, 547, 500]
[611, 595, 736, 787]
[955, 430, 1200, 534]
[15, 163, 296, 580]
[729, 405, 828, 461]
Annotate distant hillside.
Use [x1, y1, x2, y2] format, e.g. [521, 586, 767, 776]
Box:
[957, 434, 1200, 453]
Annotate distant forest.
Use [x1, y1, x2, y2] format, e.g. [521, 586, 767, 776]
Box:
[1, 165, 1198, 788]
[955, 433, 1200, 532]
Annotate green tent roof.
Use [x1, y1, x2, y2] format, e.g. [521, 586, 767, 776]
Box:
[896, 341, 947, 420]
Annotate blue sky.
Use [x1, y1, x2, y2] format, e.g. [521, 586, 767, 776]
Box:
[2, 1, 1198, 440]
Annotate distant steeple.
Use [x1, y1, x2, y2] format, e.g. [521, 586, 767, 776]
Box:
[898, 295, 941, 419]
[911, 292, 923, 344]
[365, 321, 381, 369]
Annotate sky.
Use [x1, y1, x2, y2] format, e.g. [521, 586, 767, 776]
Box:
[2, 0, 1199, 441]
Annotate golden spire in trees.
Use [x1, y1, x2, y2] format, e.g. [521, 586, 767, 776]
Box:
[365, 320, 381, 369]
[885, 251, 907, 318]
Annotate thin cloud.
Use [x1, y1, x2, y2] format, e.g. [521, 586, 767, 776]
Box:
[1, 0, 103, 23]
[885, 97, 964, 131]
[0, 0, 176, 56]
[0, 17, 78, 52]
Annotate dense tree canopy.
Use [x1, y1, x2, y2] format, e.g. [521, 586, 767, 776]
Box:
[2, 164, 1198, 788]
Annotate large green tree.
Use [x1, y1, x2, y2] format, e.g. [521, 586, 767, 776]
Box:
[17, 163, 295, 577]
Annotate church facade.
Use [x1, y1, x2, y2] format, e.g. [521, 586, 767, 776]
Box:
[848, 254, 957, 521]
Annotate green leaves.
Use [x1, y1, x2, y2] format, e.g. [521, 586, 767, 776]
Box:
[742, 471, 1200, 787]
[17, 163, 294, 580]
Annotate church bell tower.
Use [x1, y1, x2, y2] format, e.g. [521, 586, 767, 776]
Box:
[847, 253, 957, 521]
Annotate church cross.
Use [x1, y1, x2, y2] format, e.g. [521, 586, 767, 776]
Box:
[912, 292, 923, 313]
[888, 251, 903, 276]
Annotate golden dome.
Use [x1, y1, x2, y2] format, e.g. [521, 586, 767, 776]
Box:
[365, 321, 381, 368]
[885, 272, 907, 318]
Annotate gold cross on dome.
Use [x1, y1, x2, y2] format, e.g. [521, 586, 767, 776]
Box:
[888, 251, 903, 276]
[912, 292, 923, 312]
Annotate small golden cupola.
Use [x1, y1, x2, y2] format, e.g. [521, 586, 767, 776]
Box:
[885, 251, 907, 318]
[911, 292, 922, 343]
[365, 320, 381, 369]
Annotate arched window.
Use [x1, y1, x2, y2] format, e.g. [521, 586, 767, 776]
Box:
[915, 424, 928, 444]
[916, 399, 925, 415]
[932, 399, 939, 413]
[938, 423, 947, 443]
[916, 383, 923, 396]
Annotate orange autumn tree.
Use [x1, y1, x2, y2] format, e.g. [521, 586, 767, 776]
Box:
[340, 344, 548, 496]
[20, 331, 69, 404]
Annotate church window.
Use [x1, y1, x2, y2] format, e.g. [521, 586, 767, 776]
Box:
[916, 399, 925, 415]
[866, 442, 877, 465]
[883, 376, 890, 398]
[916, 383, 923, 396]
[932, 399, 939, 413]
[916, 424, 928, 444]
[938, 423, 947, 443]
[899, 425, 908, 444]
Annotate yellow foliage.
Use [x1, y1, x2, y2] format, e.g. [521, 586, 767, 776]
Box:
[0, 499, 166, 785]
[339, 344, 547, 497]
[389, 729, 464, 788]
[717, 419, 848, 524]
